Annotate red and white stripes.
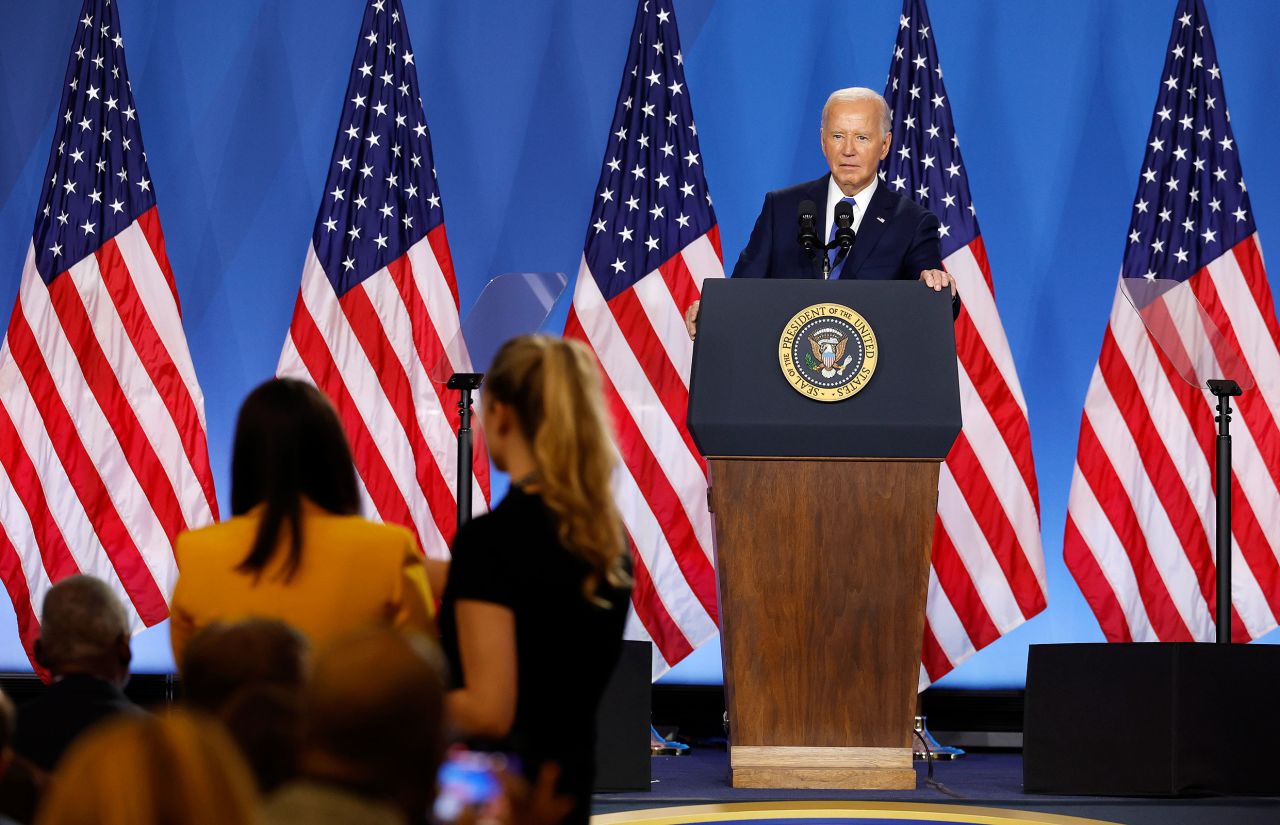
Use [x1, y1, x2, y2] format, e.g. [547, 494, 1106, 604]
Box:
[277, 226, 489, 560]
[567, 229, 724, 677]
[0, 209, 218, 666]
[1066, 236, 1280, 643]
[922, 236, 1047, 686]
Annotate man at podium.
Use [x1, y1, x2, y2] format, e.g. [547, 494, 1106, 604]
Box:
[686, 87, 954, 338]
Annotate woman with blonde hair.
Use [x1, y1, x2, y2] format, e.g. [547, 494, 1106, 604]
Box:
[439, 334, 632, 825]
[35, 711, 258, 825]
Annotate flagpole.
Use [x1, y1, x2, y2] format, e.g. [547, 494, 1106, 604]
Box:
[1208, 379, 1242, 644]
[449, 373, 483, 530]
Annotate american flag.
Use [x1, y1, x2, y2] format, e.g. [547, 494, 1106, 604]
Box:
[0, 0, 218, 669]
[882, 0, 1047, 686]
[1065, 0, 1280, 643]
[565, 0, 723, 677]
[276, 0, 488, 558]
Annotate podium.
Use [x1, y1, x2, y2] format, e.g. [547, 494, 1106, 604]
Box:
[687, 278, 960, 790]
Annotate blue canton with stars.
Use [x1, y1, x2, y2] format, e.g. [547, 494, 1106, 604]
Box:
[584, 0, 715, 301]
[880, 0, 978, 261]
[313, 0, 442, 297]
[33, 0, 155, 284]
[1123, 0, 1254, 283]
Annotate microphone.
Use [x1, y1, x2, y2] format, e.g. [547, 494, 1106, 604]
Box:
[797, 200, 819, 260]
[832, 200, 856, 257]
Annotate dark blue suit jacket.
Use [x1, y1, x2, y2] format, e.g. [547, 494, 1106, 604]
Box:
[730, 174, 944, 281]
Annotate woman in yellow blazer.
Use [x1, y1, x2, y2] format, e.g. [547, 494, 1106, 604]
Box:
[169, 379, 434, 664]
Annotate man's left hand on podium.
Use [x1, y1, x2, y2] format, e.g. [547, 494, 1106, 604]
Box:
[920, 268, 957, 298]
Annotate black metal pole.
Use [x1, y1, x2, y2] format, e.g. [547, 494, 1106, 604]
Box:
[447, 373, 484, 531]
[1207, 379, 1242, 644]
[456, 387, 472, 530]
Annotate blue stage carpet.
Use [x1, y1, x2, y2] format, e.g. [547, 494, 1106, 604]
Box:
[591, 749, 1280, 825]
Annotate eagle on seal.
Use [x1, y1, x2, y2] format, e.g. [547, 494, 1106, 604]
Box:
[808, 333, 848, 372]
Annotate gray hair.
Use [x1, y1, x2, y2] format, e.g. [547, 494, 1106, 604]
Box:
[39, 575, 131, 668]
[821, 87, 892, 136]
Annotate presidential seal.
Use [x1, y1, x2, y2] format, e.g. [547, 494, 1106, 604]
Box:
[778, 303, 878, 402]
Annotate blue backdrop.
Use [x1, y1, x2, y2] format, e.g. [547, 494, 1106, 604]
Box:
[2, 0, 1279, 687]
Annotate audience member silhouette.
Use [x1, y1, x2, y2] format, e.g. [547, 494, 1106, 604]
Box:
[13, 576, 140, 772]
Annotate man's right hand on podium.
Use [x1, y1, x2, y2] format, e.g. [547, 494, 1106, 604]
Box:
[685, 300, 700, 341]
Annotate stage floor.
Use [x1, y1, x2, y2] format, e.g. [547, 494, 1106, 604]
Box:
[592, 749, 1280, 825]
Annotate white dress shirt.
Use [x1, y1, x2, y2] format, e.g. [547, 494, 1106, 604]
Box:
[824, 174, 878, 245]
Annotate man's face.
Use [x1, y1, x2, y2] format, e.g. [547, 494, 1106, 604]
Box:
[820, 99, 891, 196]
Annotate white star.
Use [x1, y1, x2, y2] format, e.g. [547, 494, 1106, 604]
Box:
[1183, 216, 1195, 233]
[921, 154, 936, 170]
[916, 183, 929, 200]
[352, 93, 366, 109]
[122, 137, 131, 151]
[1219, 135, 1234, 152]
[1143, 270, 1157, 281]
[898, 144, 911, 161]
[599, 187, 613, 203]
[1142, 167, 1157, 184]
[123, 106, 136, 122]
[680, 182, 695, 198]
[365, 132, 381, 148]
[1175, 247, 1189, 264]
[345, 125, 360, 140]
[1151, 238, 1164, 254]
[652, 41, 664, 55]
[410, 153, 421, 168]
[660, 142, 674, 158]
[1179, 11, 1192, 26]
[1172, 45, 1185, 59]
[656, 172, 670, 189]
[343, 257, 355, 272]
[62, 179, 77, 195]
[606, 157, 621, 172]
[80, 219, 95, 235]
[625, 196, 639, 211]
[1149, 136, 1165, 153]
[1159, 207, 1172, 222]
[900, 13, 910, 28]
[891, 175, 907, 191]
[1209, 65, 1221, 80]
[358, 62, 373, 77]
[1234, 207, 1248, 222]
[611, 258, 626, 274]
[593, 218, 607, 234]
[399, 82, 410, 97]
[945, 162, 961, 178]
[676, 213, 691, 229]
[1135, 198, 1149, 213]
[116, 168, 128, 183]
[414, 123, 427, 138]
[657, 9, 671, 23]
[1173, 145, 1188, 161]
[617, 226, 634, 242]
[70, 148, 85, 164]
[385, 172, 398, 189]
[1187, 85, 1197, 99]
[666, 111, 678, 127]
[360, 163, 374, 178]
[942, 193, 957, 209]
[614, 126, 627, 142]
[646, 70, 661, 86]
[386, 40, 396, 56]
[913, 54, 927, 70]
[430, 192, 445, 209]
[406, 183, 418, 198]
[81, 13, 92, 28]
[323, 217, 338, 232]
[331, 186, 345, 201]
[365, 30, 378, 47]
[931, 93, 945, 108]
[404, 51, 414, 66]
[379, 203, 394, 219]
[57, 211, 69, 226]
[88, 188, 102, 204]
[684, 151, 699, 166]
[938, 224, 950, 238]
[650, 203, 665, 220]
[338, 156, 353, 172]
[348, 225, 361, 241]
[645, 235, 659, 252]
[373, 101, 388, 117]
[1157, 107, 1172, 122]
[374, 233, 388, 249]
[79, 116, 92, 131]
[927, 124, 940, 140]
[631, 164, 646, 180]
[354, 194, 368, 209]
[1129, 229, 1142, 244]
[1213, 167, 1227, 182]
[909, 84, 921, 100]
[402, 214, 414, 230]
[1201, 228, 1217, 244]
[668, 81, 683, 96]
[918, 24, 930, 38]
[903, 114, 916, 130]
[1179, 115, 1194, 130]
[1205, 95, 1216, 110]
[49, 243, 62, 257]
[1198, 126, 1212, 142]
[641, 103, 655, 118]
[1165, 178, 1180, 193]
[1164, 75, 1179, 92]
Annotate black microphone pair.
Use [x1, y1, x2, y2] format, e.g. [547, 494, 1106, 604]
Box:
[797, 199, 855, 274]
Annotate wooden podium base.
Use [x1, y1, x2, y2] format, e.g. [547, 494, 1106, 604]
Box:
[709, 458, 938, 791]
[730, 746, 916, 790]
